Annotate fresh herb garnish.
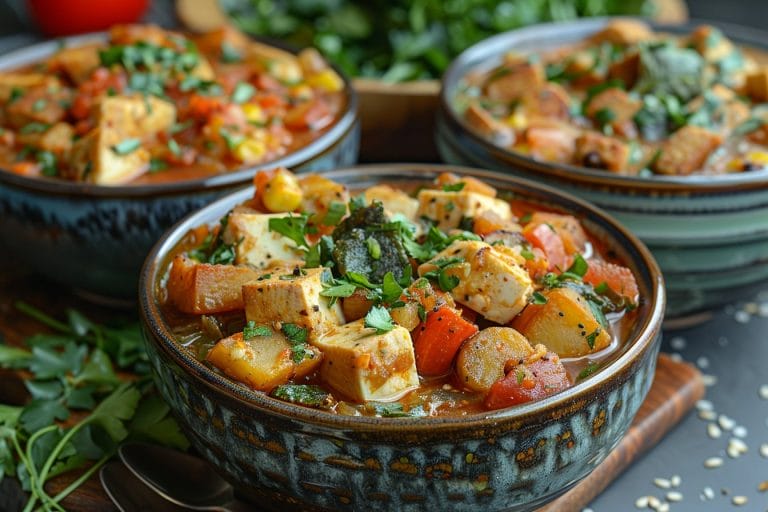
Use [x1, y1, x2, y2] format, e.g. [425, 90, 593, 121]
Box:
[268, 214, 310, 249]
[366, 236, 382, 260]
[442, 182, 465, 192]
[531, 291, 548, 305]
[368, 402, 426, 418]
[243, 321, 271, 339]
[35, 151, 58, 177]
[321, 201, 347, 226]
[281, 323, 309, 363]
[577, 362, 600, 381]
[20, 122, 50, 135]
[270, 384, 333, 408]
[585, 328, 600, 349]
[232, 82, 256, 104]
[111, 138, 141, 155]
[364, 305, 395, 334]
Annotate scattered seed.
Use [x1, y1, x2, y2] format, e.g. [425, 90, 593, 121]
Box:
[647, 495, 661, 509]
[635, 496, 649, 508]
[582, 508, 594, 512]
[704, 456, 724, 468]
[729, 438, 748, 453]
[703, 487, 715, 500]
[670, 475, 681, 487]
[708, 423, 722, 439]
[760, 443, 768, 458]
[669, 336, 687, 350]
[732, 425, 748, 438]
[718, 415, 736, 431]
[656, 503, 670, 512]
[696, 356, 709, 369]
[758, 303, 768, 317]
[760, 385, 768, 400]
[666, 491, 683, 502]
[699, 409, 717, 421]
[744, 302, 759, 314]
[669, 352, 683, 362]
[732, 495, 748, 506]
[696, 399, 714, 411]
[654, 478, 672, 489]
[734, 310, 750, 323]
[758, 481, 768, 492]
[702, 374, 718, 386]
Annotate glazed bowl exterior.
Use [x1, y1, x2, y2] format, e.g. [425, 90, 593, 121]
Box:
[438, 17, 768, 317]
[139, 164, 665, 511]
[0, 33, 359, 303]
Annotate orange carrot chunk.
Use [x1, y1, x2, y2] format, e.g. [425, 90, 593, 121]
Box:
[583, 259, 639, 303]
[412, 305, 478, 377]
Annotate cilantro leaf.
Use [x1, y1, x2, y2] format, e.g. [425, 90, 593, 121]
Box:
[381, 272, 404, 304]
[531, 291, 548, 305]
[243, 321, 272, 339]
[232, 81, 256, 104]
[281, 323, 309, 363]
[268, 214, 310, 249]
[321, 201, 347, 226]
[442, 182, 465, 192]
[364, 306, 395, 334]
[271, 384, 334, 408]
[111, 138, 141, 155]
[90, 383, 141, 442]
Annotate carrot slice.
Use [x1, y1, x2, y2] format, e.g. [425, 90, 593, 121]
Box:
[583, 259, 639, 302]
[412, 305, 478, 377]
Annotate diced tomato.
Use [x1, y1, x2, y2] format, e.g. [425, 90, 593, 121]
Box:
[523, 222, 570, 271]
[284, 98, 332, 130]
[528, 212, 588, 255]
[484, 353, 570, 409]
[9, 162, 40, 177]
[522, 246, 549, 280]
[584, 259, 639, 303]
[188, 95, 224, 121]
[412, 305, 478, 377]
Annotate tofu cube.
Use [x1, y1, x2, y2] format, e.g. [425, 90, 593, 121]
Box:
[364, 184, 419, 221]
[746, 68, 768, 102]
[166, 254, 264, 314]
[520, 83, 571, 121]
[225, 212, 305, 268]
[416, 189, 512, 231]
[464, 102, 515, 147]
[575, 132, 631, 173]
[589, 19, 653, 45]
[654, 125, 723, 175]
[50, 44, 101, 84]
[585, 88, 641, 138]
[242, 267, 344, 340]
[207, 331, 322, 392]
[313, 319, 419, 402]
[418, 241, 533, 324]
[484, 61, 544, 104]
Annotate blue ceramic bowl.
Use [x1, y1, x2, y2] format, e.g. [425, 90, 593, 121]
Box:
[438, 18, 768, 318]
[0, 33, 359, 304]
[139, 164, 664, 512]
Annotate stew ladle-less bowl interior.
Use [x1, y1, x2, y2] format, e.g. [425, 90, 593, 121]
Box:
[139, 164, 664, 512]
[438, 17, 768, 318]
[0, 31, 359, 304]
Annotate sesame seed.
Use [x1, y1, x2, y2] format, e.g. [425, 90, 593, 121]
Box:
[696, 356, 709, 369]
[718, 415, 736, 431]
[760, 443, 768, 458]
[703, 487, 715, 500]
[729, 438, 748, 454]
[669, 352, 683, 362]
[732, 495, 748, 506]
[699, 410, 717, 421]
[635, 496, 649, 508]
[704, 456, 723, 468]
[702, 374, 718, 386]
[732, 425, 748, 438]
[696, 399, 714, 411]
[759, 385, 768, 400]
[666, 491, 683, 502]
[734, 310, 750, 323]
[647, 496, 661, 509]
[656, 503, 669, 512]
[654, 478, 671, 489]
[669, 336, 686, 350]
[670, 475, 681, 487]
[707, 423, 722, 439]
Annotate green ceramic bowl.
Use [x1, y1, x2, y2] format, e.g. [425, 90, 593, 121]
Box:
[438, 17, 768, 318]
[139, 164, 664, 511]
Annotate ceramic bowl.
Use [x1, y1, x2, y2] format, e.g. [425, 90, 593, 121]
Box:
[139, 164, 664, 512]
[0, 33, 359, 304]
[438, 18, 768, 318]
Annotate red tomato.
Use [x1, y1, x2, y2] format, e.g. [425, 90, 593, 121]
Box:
[484, 353, 570, 410]
[26, 0, 149, 37]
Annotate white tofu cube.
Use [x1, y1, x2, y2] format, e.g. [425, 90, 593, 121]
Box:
[416, 189, 512, 231]
[226, 212, 304, 268]
[418, 240, 533, 324]
[313, 319, 419, 402]
[242, 267, 344, 340]
[364, 184, 419, 221]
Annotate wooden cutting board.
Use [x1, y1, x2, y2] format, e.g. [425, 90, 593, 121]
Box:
[0, 272, 703, 512]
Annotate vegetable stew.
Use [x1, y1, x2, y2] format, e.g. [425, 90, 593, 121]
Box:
[458, 20, 768, 176]
[0, 24, 346, 185]
[158, 169, 641, 417]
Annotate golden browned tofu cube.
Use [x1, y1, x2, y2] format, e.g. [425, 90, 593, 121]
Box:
[586, 88, 641, 138]
[207, 331, 322, 392]
[242, 267, 344, 341]
[363, 184, 419, 221]
[520, 83, 571, 121]
[654, 126, 723, 175]
[608, 52, 640, 88]
[313, 319, 418, 402]
[50, 44, 101, 84]
[464, 101, 515, 146]
[484, 61, 544, 104]
[5, 87, 69, 128]
[166, 255, 264, 314]
[746, 68, 768, 102]
[299, 174, 350, 223]
[523, 120, 578, 164]
[575, 132, 631, 173]
[589, 19, 653, 45]
[0, 73, 60, 102]
[416, 189, 512, 231]
[224, 212, 304, 268]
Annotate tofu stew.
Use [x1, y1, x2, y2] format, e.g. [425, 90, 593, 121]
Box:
[158, 168, 640, 417]
[457, 20, 768, 176]
[0, 25, 346, 185]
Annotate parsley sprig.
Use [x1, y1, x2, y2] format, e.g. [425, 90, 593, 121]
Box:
[0, 303, 188, 512]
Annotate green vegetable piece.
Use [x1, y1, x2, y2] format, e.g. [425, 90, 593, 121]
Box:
[111, 138, 141, 155]
[243, 321, 271, 339]
[271, 385, 334, 408]
[364, 305, 395, 334]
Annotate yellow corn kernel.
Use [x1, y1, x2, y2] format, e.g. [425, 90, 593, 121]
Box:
[746, 151, 768, 166]
[242, 103, 266, 125]
[727, 158, 744, 172]
[506, 112, 528, 130]
[263, 169, 303, 212]
[232, 138, 266, 163]
[289, 84, 314, 101]
[307, 69, 344, 93]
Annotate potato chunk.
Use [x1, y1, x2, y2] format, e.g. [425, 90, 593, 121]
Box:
[585, 88, 641, 138]
[512, 287, 611, 358]
[416, 189, 512, 231]
[242, 267, 344, 341]
[166, 255, 264, 314]
[484, 61, 544, 104]
[575, 132, 631, 173]
[589, 19, 653, 45]
[455, 327, 534, 393]
[50, 44, 101, 84]
[418, 241, 533, 324]
[313, 319, 419, 402]
[207, 331, 322, 392]
[654, 125, 723, 175]
[364, 184, 419, 221]
[520, 83, 571, 121]
[746, 68, 768, 102]
[225, 212, 304, 268]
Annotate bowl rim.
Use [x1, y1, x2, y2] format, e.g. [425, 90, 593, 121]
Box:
[439, 16, 768, 193]
[0, 31, 358, 198]
[139, 163, 665, 432]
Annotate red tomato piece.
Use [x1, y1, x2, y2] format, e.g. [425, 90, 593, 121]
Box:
[484, 352, 570, 410]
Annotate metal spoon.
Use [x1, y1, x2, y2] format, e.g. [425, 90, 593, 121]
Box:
[117, 442, 252, 512]
[100, 460, 190, 512]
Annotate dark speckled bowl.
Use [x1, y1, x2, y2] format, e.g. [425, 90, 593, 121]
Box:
[0, 33, 359, 304]
[139, 165, 664, 512]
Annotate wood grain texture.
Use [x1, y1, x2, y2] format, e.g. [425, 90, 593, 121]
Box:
[538, 354, 704, 512]
[0, 270, 701, 511]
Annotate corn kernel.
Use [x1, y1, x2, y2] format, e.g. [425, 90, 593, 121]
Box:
[727, 158, 744, 172]
[242, 103, 266, 125]
[233, 138, 266, 163]
[746, 151, 768, 166]
[308, 69, 344, 93]
[506, 112, 528, 130]
[263, 169, 303, 212]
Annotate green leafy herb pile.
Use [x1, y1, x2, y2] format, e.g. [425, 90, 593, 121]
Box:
[0, 302, 188, 512]
[222, 0, 654, 82]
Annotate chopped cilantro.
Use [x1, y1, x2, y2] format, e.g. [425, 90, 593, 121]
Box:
[442, 182, 466, 192]
[281, 323, 309, 363]
[531, 291, 548, 305]
[232, 82, 256, 104]
[220, 41, 243, 63]
[364, 305, 395, 334]
[577, 362, 600, 381]
[20, 122, 50, 134]
[270, 384, 333, 408]
[268, 214, 310, 249]
[516, 368, 526, 384]
[167, 138, 181, 156]
[111, 138, 141, 155]
[321, 201, 347, 226]
[585, 328, 600, 350]
[243, 321, 271, 339]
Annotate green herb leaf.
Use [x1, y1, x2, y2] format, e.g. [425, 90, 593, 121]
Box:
[364, 305, 395, 334]
[111, 138, 141, 155]
[20, 122, 50, 134]
[381, 272, 404, 304]
[369, 402, 426, 418]
[442, 182, 465, 192]
[268, 214, 310, 249]
[271, 385, 334, 408]
[366, 236, 382, 260]
[531, 291, 548, 305]
[585, 328, 600, 350]
[281, 323, 309, 363]
[322, 201, 347, 226]
[243, 321, 272, 339]
[232, 81, 256, 104]
[577, 362, 600, 381]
